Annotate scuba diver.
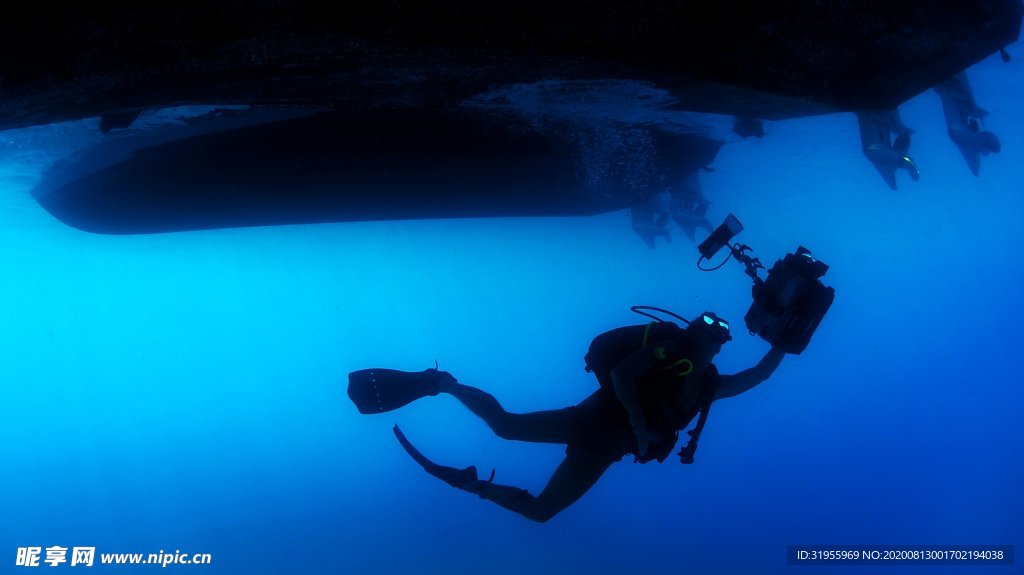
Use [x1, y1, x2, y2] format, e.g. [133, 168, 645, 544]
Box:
[351, 214, 834, 522]
[349, 310, 787, 523]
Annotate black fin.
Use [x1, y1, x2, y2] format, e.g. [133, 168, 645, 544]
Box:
[347, 368, 442, 414]
[393, 425, 480, 489]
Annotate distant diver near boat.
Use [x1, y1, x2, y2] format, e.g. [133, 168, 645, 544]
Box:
[348, 215, 835, 522]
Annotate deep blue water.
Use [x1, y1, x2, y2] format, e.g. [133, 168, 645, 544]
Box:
[1, 54, 1022, 574]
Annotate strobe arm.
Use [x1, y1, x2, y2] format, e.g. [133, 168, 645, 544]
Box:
[729, 243, 764, 282]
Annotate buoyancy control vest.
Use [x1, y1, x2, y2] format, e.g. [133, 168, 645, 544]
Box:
[584, 322, 717, 463]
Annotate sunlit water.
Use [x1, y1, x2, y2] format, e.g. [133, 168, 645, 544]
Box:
[2, 54, 1022, 574]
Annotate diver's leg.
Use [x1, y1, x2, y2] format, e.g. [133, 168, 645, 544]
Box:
[470, 456, 612, 523]
[439, 379, 577, 444]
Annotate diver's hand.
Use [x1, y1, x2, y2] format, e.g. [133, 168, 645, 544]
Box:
[629, 410, 651, 458]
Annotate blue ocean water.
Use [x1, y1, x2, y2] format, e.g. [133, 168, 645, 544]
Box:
[1, 53, 1021, 574]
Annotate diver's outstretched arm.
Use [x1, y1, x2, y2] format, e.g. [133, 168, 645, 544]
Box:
[714, 347, 785, 400]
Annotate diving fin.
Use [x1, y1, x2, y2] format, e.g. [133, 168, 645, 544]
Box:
[347, 367, 446, 414]
[393, 425, 494, 490]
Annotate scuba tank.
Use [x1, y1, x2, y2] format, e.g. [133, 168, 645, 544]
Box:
[584, 306, 715, 464]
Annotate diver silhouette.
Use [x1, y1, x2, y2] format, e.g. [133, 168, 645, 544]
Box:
[349, 311, 787, 522]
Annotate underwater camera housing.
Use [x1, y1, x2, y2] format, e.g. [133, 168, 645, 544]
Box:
[697, 215, 835, 354]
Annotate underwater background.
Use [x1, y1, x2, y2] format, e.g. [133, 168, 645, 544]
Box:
[1, 53, 1021, 574]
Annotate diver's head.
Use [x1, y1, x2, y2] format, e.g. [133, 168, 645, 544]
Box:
[687, 311, 732, 352]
